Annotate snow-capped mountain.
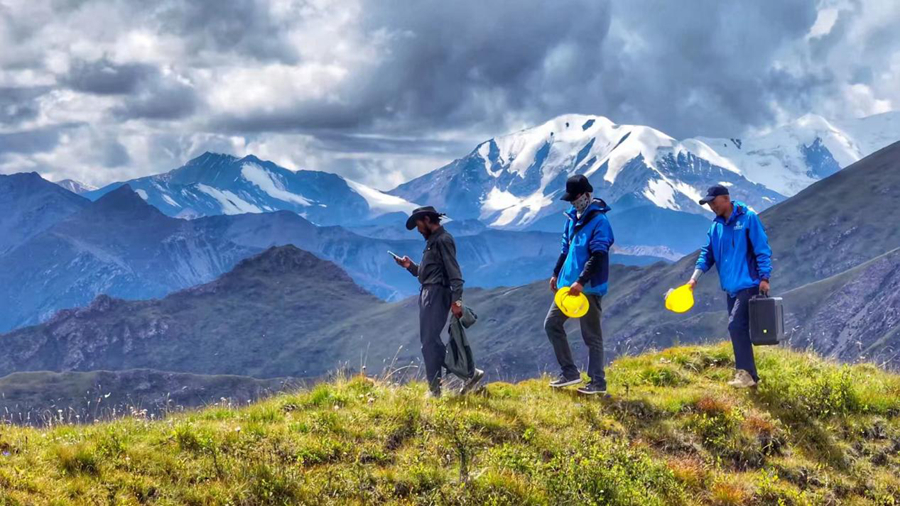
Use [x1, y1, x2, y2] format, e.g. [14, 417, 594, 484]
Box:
[85, 152, 420, 227]
[55, 179, 97, 195]
[390, 115, 782, 227]
[388, 112, 900, 254]
[696, 111, 900, 196]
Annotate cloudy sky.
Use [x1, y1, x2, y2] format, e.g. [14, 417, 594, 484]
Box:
[1, 0, 898, 190]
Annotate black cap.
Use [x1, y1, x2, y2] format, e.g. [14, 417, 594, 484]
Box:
[560, 174, 594, 201]
[698, 184, 729, 205]
[405, 206, 445, 230]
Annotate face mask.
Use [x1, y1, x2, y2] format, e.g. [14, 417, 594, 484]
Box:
[572, 193, 592, 213]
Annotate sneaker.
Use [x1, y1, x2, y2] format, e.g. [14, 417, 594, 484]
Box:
[549, 374, 582, 388]
[425, 388, 442, 400]
[577, 382, 607, 396]
[727, 370, 758, 389]
[459, 369, 485, 395]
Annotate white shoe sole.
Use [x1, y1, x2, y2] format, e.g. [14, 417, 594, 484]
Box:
[549, 378, 582, 388]
[459, 370, 485, 395]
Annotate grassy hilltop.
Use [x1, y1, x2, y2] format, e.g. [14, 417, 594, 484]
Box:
[1, 343, 899, 505]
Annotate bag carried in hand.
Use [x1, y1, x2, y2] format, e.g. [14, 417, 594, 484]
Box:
[749, 294, 784, 346]
[445, 306, 477, 380]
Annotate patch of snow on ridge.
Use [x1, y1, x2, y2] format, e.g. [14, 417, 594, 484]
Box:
[487, 190, 553, 228]
[161, 194, 181, 207]
[345, 179, 419, 217]
[643, 178, 677, 210]
[481, 187, 522, 213]
[241, 162, 311, 206]
[476, 142, 498, 176]
[196, 184, 262, 215]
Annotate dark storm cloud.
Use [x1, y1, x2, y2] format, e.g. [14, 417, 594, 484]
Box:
[208, 0, 833, 140]
[59, 57, 198, 120]
[582, 0, 822, 137]
[0, 86, 50, 125]
[213, 0, 614, 136]
[312, 131, 473, 158]
[153, 0, 299, 63]
[0, 124, 74, 154]
[111, 77, 198, 120]
[99, 138, 130, 167]
[62, 58, 156, 95]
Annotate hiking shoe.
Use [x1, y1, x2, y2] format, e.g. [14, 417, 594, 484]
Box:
[549, 374, 582, 388]
[425, 388, 442, 400]
[577, 382, 607, 396]
[727, 370, 758, 389]
[459, 369, 485, 395]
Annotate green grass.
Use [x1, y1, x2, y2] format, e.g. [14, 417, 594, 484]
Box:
[1, 343, 899, 505]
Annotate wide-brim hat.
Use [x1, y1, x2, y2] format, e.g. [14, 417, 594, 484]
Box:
[406, 206, 445, 230]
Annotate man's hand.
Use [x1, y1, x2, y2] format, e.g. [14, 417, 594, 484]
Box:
[759, 279, 770, 296]
[687, 279, 697, 290]
[550, 276, 558, 292]
[451, 302, 463, 319]
[569, 282, 583, 297]
[394, 255, 412, 269]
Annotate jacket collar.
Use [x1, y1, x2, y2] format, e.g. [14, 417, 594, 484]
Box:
[565, 198, 611, 223]
[426, 226, 446, 244]
[715, 201, 749, 225]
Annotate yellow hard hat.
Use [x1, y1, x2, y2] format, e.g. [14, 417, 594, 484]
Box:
[665, 284, 695, 313]
[554, 287, 590, 318]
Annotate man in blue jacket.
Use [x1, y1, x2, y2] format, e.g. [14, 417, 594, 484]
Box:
[687, 185, 772, 388]
[546, 174, 614, 395]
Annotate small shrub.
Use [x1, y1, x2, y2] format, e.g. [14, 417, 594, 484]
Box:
[56, 444, 100, 476]
[709, 479, 750, 505]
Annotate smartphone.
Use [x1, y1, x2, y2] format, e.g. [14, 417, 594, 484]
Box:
[388, 250, 402, 260]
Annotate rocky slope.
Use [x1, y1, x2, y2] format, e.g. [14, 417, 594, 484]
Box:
[0, 179, 663, 332]
[0, 246, 381, 378]
[0, 172, 89, 255]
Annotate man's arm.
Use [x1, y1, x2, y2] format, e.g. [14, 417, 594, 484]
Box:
[748, 213, 772, 280]
[406, 261, 419, 277]
[553, 221, 570, 277]
[689, 227, 716, 288]
[576, 216, 613, 285]
[438, 235, 464, 303]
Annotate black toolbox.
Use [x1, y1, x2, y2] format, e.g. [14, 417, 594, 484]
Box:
[749, 295, 784, 346]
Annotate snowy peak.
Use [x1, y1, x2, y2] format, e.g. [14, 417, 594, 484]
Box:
[388, 111, 899, 255]
[55, 179, 97, 195]
[84, 153, 419, 226]
[694, 111, 900, 196]
[392, 114, 781, 231]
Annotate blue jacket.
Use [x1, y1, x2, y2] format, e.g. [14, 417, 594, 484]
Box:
[696, 201, 773, 297]
[557, 199, 615, 296]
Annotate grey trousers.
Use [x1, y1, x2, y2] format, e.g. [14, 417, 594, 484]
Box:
[419, 283, 451, 391]
[544, 294, 606, 388]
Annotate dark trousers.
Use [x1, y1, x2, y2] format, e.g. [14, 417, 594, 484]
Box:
[544, 294, 606, 387]
[419, 284, 451, 391]
[727, 287, 760, 381]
